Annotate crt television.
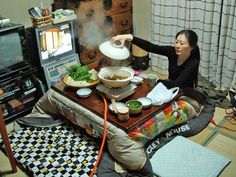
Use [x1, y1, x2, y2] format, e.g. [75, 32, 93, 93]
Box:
[27, 20, 77, 66]
[0, 23, 28, 71]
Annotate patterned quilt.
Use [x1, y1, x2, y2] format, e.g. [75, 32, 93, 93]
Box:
[0, 125, 99, 177]
[128, 99, 197, 144]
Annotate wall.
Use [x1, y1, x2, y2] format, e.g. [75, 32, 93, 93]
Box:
[0, 0, 53, 27]
[0, 0, 151, 36]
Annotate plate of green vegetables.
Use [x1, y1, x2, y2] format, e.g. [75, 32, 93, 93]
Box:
[62, 65, 100, 88]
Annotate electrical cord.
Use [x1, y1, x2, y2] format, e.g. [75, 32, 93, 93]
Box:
[211, 113, 236, 132]
[224, 107, 236, 125]
[89, 94, 108, 177]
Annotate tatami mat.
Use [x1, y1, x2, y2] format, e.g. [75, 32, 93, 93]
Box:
[206, 134, 236, 177]
[188, 127, 216, 145]
[217, 120, 236, 138]
[0, 150, 27, 177]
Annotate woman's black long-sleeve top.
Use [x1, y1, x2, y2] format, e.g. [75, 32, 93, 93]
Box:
[132, 37, 200, 88]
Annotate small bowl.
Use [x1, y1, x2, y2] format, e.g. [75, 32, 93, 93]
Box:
[125, 100, 143, 115]
[76, 88, 92, 98]
[109, 102, 126, 114]
[131, 76, 144, 85]
[137, 97, 152, 109]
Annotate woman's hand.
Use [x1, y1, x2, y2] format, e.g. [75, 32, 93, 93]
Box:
[111, 34, 133, 47]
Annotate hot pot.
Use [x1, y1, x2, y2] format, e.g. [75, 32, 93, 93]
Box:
[98, 40, 134, 88]
[98, 66, 134, 88]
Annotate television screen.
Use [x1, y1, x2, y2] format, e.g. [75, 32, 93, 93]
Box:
[38, 23, 73, 61]
[26, 21, 77, 67]
[0, 32, 24, 69]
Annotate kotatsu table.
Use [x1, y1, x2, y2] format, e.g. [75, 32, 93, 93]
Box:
[51, 79, 182, 133]
[0, 79, 190, 177]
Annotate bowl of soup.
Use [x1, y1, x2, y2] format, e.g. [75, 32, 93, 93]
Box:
[98, 66, 134, 88]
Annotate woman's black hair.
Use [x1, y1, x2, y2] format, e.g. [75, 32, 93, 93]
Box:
[176, 30, 200, 60]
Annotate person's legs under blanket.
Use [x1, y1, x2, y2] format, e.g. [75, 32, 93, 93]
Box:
[26, 89, 152, 174]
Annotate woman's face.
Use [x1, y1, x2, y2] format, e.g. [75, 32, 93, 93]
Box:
[175, 34, 192, 56]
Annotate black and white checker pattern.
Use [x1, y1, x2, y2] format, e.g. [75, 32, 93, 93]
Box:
[0, 125, 99, 177]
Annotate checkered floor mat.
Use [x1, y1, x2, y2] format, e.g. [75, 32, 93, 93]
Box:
[0, 125, 99, 177]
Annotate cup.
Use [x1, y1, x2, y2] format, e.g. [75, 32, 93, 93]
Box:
[117, 107, 129, 122]
[147, 74, 158, 88]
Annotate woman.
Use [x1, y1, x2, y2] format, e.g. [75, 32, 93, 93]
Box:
[111, 30, 200, 89]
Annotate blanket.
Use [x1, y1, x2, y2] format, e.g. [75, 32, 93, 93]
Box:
[128, 99, 197, 144]
[13, 87, 208, 176]
[28, 89, 147, 171]
[196, 74, 232, 108]
[144, 89, 215, 158]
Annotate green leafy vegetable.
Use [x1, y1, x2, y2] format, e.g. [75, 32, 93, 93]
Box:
[67, 65, 92, 81]
[127, 101, 142, 109]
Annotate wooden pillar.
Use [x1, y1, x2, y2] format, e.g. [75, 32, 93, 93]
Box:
[0, 109, 17, 173]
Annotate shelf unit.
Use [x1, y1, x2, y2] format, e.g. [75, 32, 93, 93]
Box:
[0, 61, 42, 123]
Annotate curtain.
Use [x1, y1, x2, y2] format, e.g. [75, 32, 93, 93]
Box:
[218, 0, 236, 89]
[150, 0, 236, 90]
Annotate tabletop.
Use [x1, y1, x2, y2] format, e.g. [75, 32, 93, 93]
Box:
[52, 79, 182, 133]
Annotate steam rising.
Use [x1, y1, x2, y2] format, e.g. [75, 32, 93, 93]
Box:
[81, 21, 104, 49]
[77, 2, 112, 49]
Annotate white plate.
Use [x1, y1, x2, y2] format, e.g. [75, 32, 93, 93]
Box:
[137, 97, 152, 109]
[109, 102, 126, 113]
[62, 74, 100, 88]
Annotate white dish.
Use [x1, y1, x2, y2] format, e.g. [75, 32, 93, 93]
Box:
[109, 102, 126, 114]
[99, 41, 130, 60]
[131, 76, 144, 85]
[137, 97, 152, 109]
[76, 88, 92, 98]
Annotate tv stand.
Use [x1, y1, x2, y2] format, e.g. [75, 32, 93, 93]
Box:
[0, 61, 42, 123]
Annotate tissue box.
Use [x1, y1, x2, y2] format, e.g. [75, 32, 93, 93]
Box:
[52, 14, 77, 24]
[52, 9, 77, 24]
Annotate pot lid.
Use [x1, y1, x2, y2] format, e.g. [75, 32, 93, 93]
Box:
[99, 41, 130, 60]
